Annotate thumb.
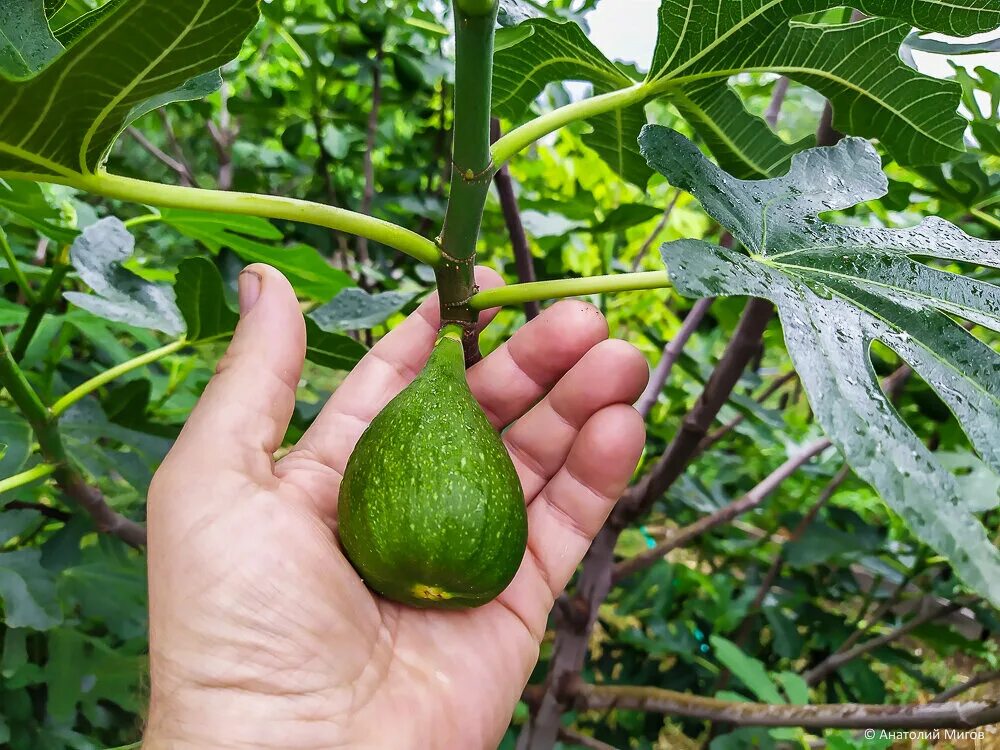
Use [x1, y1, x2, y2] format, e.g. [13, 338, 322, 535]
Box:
[169, 264, 306, 481]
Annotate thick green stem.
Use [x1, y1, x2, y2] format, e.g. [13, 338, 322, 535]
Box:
[435, 1, 498, 334]
[0, 227, 37, 305]
[469, 271, 671, 310]
[50, 338, 187, 417]
[23, 171, 440, 266]
[12, 257, 70, 362]
[0, 463, 57, 495]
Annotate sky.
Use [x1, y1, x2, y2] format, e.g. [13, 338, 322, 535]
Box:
[583, 0, 1000, 92]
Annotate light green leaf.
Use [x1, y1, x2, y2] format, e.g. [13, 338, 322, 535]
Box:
[173, 256, 238, 343]
[309, 288, 417, 332]
[710, 635, 784, 704]
[0, 0, 259, 179]
[63, 217, 184, 335]
[641, 125, 1000, 604]
[0, 0, 60, 77]
[0, 178, 78, 243]
[952, 65, 1000, 157]
[161, 209, 354, 301]
[305, 318, 367, 372]
[0, 548, 62, 629]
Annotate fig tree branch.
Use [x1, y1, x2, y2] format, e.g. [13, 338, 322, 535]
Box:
[933, 669, 1000, 703]
[615, 297, 775, 526]
[698, 369, 797, 452]
[630, 189, 680, 272]
[612, 437, 832, 582]
[126, 126, 198, 187]
[521, 296, 774, 750]
[804, 598, 970, 686]
[157, 110, 199, 186]
[564, 680, 1000, 730]
[765, 77, 791, 128]
[0, 330, 146, 547]
[636, 297, 713, 418]
[207, 82, 235, 190]
[491, 118, 540, 320]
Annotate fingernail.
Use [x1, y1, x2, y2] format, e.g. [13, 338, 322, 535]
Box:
[238, 269, 262, 317]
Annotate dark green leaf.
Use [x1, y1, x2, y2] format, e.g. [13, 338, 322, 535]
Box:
[641, 125, 1000, 604]
[63, 217, 184, 335]
[0, 548, 62, 629]
[0, 0, 259, 178]
[0, 0, 61, 77]
[0, 510, 37, 545]
[0, 407, 31, 480]
[305, 318, 367, 371]
[309, 288, 417, 332]
[173, 256, 239, 343]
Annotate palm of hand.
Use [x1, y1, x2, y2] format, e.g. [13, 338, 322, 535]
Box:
[146, 267, 647, 750]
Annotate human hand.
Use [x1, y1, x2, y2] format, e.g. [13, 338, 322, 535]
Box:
[144, 264, 648, 749]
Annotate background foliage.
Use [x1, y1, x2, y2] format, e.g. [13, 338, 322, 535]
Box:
[0, 0, 999, 748]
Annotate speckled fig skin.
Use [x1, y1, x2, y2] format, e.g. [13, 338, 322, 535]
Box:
[338, 326, 527, 609]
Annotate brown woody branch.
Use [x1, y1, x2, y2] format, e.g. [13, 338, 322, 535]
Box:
[804, 599, 970, 686]
[698, 369, 797, 453]
[490, 118, 540, 320]
[156, 110, 201, 188]
[630, 189, 681, 272]
[522, 297, 775, 750]
[635, 298, 714, 419]
[613, 437, 832, 582]
[765, 77, 791, 128]
[615, 297, 775, 527]
[206, 83, 236, 190]
[127, 127, 198, 187]
[565, 680, 1000, 730]
[933, 669, 1000, 703]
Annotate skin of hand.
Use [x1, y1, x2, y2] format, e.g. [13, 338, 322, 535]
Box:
[144, 263, 649, 750]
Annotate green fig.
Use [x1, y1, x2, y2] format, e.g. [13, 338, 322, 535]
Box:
[338, 325, 527, 608]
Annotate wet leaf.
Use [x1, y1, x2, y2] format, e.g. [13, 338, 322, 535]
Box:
[642, 125, 1000, 604]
